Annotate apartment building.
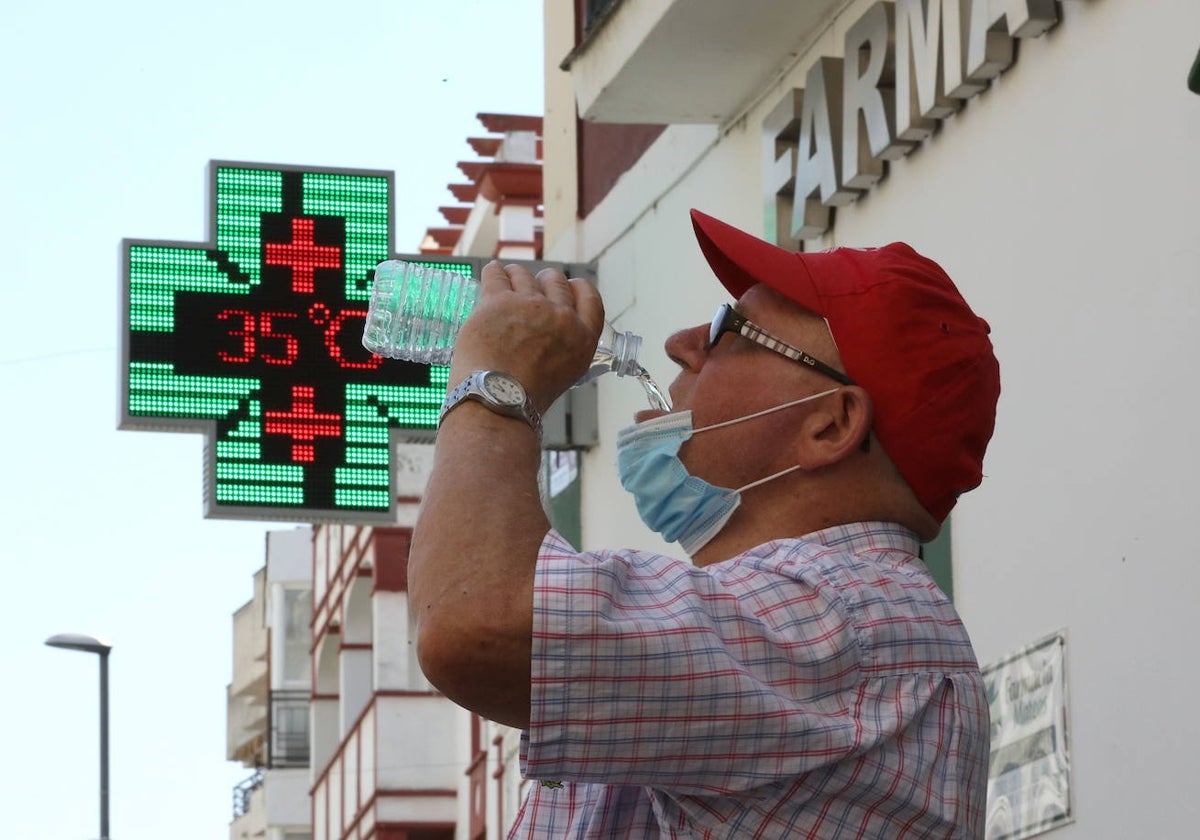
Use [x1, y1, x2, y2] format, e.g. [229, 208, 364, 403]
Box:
[228, 527, 316, 840]
[539, 1, 1200, 838]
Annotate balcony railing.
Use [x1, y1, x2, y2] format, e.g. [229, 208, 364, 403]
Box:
[232, 769, 264, 819]
[270, 689, 311, 768]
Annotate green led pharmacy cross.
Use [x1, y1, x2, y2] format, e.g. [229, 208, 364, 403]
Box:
[120, 161, 473, 523]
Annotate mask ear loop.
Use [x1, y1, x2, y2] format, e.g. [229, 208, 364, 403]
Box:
[694, 388, 841, 494]
[734, 463, 803, 493]
[691, 388, 840, 435]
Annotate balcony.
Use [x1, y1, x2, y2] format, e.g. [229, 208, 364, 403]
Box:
[227, 687, 267, 766]
[231, 766, 311, 840]
[233, 769, 264, 821]
[562, 0, 844, 123]
[229, 692, 311, 832]
[227, 570, 269, 764]
[269, 690, 311, 769]
[313, 693, 458, 840]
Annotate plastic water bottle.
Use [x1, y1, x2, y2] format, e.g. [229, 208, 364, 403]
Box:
[362, 260, 647, 388]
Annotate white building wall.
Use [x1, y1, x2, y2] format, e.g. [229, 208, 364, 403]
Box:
[263, 768, 312, 827]
[339, 578, 374, 734]
[545, 0, 1200, 836]
[339, 648, 373, 735]
[267, 527, 314, 582]
[373, 590, 426, 692]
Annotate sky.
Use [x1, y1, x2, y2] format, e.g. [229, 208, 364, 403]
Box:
[0, 2, 545, 837]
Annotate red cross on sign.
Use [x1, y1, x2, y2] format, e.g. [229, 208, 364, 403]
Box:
[264, 384, 343, 462]
[264, 217, 343, 293]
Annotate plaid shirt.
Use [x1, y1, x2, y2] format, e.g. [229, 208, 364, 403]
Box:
[509, 523, 988, 839]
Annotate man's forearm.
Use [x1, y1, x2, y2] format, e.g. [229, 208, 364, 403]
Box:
[408, 399, 546, 728]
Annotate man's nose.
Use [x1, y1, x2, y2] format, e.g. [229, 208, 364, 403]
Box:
[663, 322, 710, 372]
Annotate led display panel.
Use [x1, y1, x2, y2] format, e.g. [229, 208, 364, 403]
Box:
[120, 161, 472, 523]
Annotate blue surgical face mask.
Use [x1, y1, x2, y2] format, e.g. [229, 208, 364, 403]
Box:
[615, 389, 840, 555]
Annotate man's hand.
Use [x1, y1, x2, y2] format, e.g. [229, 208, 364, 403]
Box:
[449, 262, 605, 413]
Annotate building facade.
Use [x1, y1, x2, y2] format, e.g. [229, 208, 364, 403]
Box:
[228, 527, 316, 840]
[540, 1, 1200, 837]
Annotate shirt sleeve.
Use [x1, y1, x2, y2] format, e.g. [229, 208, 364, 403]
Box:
[523, 530, 866, 795]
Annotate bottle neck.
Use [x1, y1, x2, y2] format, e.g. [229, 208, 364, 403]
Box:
[610, 330, 642, 377]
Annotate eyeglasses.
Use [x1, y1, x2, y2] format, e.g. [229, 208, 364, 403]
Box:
[706, 303, 856, 387]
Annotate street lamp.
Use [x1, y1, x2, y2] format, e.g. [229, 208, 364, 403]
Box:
[45, 632, 112, 840]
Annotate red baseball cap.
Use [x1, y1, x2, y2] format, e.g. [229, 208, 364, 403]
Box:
[690, 209, 1000, 523]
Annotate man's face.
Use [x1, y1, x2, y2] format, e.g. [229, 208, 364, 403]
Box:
[659, 283, 847, 490]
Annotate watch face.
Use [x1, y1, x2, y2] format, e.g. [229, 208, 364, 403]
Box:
[482, 371, 526, 406]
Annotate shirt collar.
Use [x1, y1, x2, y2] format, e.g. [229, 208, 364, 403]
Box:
[800, 521, 922, 558]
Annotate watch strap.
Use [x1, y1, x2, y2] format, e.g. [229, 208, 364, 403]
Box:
[439, 370, 542, 439]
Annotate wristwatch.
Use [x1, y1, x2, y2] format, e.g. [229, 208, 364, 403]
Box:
[438, 370, 542, 438]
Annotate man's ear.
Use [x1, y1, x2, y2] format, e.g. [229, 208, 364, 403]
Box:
[795, 387, 874, 469]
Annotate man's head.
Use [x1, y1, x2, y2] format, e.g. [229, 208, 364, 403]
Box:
[689, 209, 1000, 526]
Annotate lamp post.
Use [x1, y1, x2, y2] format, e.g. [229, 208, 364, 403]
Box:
[45, 632, 112, 840]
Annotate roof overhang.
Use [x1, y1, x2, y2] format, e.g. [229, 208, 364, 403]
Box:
[563, 0, 845, 124]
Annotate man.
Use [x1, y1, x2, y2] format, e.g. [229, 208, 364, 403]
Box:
[409, 210, 1000, 838]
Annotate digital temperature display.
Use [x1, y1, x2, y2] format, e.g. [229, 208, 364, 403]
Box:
[120, 161, 472, 523]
